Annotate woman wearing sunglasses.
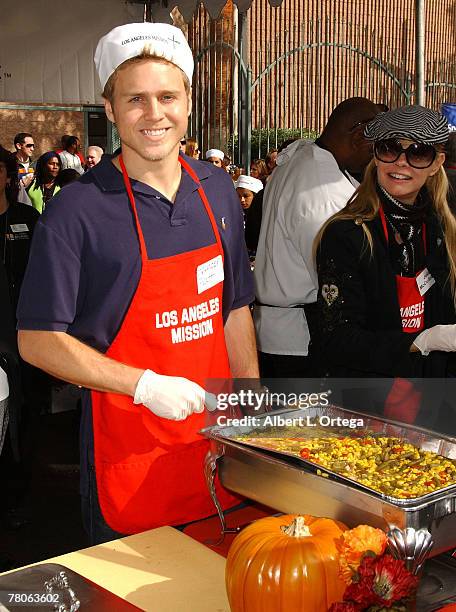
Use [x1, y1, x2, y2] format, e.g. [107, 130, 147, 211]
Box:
[310, 106, 456, 408]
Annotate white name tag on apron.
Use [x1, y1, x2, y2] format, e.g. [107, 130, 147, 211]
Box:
[10, 224, 28, 233]
[416, 268, 435, 296]
[197, 255, 224, 294]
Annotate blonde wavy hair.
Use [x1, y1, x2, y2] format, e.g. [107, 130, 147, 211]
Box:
[314, 158, 456, 307]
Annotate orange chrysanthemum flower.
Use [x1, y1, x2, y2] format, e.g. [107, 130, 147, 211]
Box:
[337, 525, 388, 584]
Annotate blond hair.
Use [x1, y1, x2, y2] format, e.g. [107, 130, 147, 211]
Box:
[102, 50, 191, 103]
[314, 159, 456, 307]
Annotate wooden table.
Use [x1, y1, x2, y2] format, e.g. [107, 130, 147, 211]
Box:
[1, 527, 230, 612]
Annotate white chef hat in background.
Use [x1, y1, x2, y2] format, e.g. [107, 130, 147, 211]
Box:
[205, 149, 225, 161]
[235, 175, 264, 193]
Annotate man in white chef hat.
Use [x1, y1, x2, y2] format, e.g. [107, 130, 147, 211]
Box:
[18, 22, 258, 543]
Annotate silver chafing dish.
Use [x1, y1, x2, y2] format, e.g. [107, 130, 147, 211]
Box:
[201, 404, 456, 557]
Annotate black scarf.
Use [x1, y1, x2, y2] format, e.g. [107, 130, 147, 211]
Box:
[377, 183, 429, 276]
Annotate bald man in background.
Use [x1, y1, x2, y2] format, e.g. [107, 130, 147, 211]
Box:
[254, 97, 380, 378]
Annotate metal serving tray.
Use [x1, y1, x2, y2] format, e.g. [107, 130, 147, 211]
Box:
[201, 405, 456, 556]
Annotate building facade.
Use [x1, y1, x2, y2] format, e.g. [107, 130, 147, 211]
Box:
[1, 0, 455, 162]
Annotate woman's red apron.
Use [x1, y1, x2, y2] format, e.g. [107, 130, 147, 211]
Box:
[91, 155, 240, 534]
[379, 207, 425, 423]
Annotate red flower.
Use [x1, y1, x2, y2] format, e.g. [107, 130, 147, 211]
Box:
[343, 555, 377, 605]
[342, 554, 418, 608]
[371, 554, 419, 605]
[358, 554, 377, 580]
[328, 603, 362, 612]
[344, 580, 377, 607]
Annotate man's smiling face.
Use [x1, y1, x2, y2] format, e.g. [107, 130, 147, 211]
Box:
[104, 58, 191, 166]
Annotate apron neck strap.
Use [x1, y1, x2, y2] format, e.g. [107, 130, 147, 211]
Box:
[119, 154, 148, 262]
[379, 206, 389, 242]
[178, 155, 224, 255]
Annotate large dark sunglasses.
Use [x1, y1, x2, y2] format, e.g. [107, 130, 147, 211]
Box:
[374, 139, 437, 169]
[25, 143, 35, 148]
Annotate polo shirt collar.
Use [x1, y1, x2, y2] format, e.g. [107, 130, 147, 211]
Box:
[93, 152, 214, 200]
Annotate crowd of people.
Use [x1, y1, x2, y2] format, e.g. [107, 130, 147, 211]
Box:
[0, 20, 456, 558]
[8, 133, 105, 212]
[0, 134, 105, 546]
[175, 138, 281, 257]
[254, 101, 456, 427]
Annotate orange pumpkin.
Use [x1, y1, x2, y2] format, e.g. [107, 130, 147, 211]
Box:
[437, 606, 456, 611]
[225, 514, 348, 612]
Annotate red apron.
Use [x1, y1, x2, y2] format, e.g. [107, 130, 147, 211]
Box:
[379, 207, 426, 334]
[379, 207, 426, 423]
[91, 155, 239, 534]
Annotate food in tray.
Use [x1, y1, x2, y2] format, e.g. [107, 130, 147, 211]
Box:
[233, 435, 456, 498]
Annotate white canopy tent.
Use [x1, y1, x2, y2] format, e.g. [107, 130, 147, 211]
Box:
[0, 0, 143, 105]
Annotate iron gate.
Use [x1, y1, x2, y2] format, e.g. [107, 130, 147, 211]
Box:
[190, 14, 456, 171]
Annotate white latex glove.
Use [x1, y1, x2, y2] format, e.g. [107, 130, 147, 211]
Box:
[133, 369, 207, 421]
[413, 324, 456, 356]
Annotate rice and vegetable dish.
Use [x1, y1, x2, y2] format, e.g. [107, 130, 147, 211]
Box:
[234, 435, 456, 498]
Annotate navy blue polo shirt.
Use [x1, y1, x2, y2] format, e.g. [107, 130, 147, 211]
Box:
[17, 153, 254, 494]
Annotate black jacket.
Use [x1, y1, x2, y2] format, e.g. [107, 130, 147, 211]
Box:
[244, 189, 264, 254]
[447, 168, 456, 215]
[0, 260, 21, 459]
[0, 202, 39, 311]
[309, 211, 456, 379]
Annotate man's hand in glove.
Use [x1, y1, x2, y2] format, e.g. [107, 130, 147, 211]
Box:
[412, 324, 456, 356]
[133, 369, 207, 420]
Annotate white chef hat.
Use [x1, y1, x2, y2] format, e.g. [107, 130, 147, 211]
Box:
[205, 149, 225, 161]
[94, 22, 194, 90]
[235, 175, 264, 193]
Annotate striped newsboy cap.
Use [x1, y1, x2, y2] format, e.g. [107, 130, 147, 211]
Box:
[364, 105, 449, 145]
